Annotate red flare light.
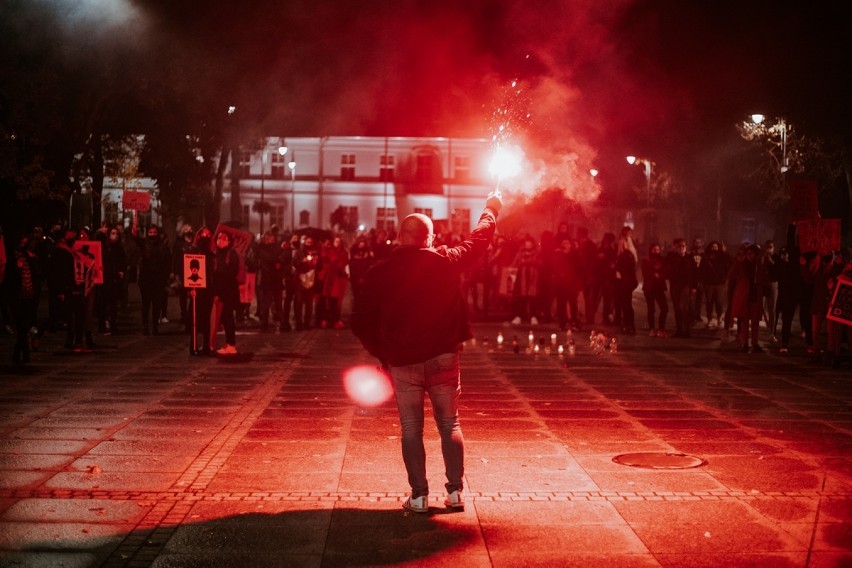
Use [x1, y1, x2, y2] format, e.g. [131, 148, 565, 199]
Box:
[342, 365, 394, 407]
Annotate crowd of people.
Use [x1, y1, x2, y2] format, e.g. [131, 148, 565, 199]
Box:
[2, 219, 849, 366]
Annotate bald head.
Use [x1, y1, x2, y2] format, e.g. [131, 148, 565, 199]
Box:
[399, 213, 434, 247]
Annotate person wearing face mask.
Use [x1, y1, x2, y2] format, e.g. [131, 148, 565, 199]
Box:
[189, 227, 215, 355]
[642, 243, 669, 337]
[137, 225, 171, 336]
[100, 224, 127, 335]
[171, 224, 195, 332]
[210, 229, 241, 354]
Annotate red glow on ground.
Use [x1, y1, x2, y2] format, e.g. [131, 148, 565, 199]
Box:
[342, 366, 394, 407]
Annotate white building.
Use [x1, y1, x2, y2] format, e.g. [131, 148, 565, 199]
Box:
[224, 136, 495, 236]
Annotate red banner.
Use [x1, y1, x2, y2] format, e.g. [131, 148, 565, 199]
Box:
[122, 191, 151, 211]
[797, 218, 841, 253]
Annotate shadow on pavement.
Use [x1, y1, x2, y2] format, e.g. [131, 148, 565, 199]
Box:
[1, 507, 479, 567]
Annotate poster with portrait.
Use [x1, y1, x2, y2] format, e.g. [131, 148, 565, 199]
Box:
[183, 254, 207, 288]
[73, 240, 103, 296]
[827, 278, 852, 327]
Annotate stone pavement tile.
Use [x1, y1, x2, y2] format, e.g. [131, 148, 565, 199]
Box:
[0, 520, 134, 551]
[227, 440, 346, 459]
[25, 416, 132, 429]
[71, 454, 196, 473]
[205, 471, 341, 493]
[0, 471, 55, 490]
[671, 441, 785, 456]
[489, 553, 662, 567]
[337, 471, 415, 494]
[0, 551, 99, 568]
[807, 551, 852, 568]
[653, 552, 806, 567]
[0, 439, 90, 455]
[219, 452, 342, 475]
[475, 500, 626, 524]
[7, 427, 107, 441]
[44, 472, 180, 491]
[323, 505, 486, 564]
[1, 498, 152, 524]
[108, 426, 215, 441]
[87, 440, 204, 456]
[152, 551, 321, 567]
[0, 453, 74, 470]
[465, 440, 570, 456]
[587, 470, 729, 493]
[611, 500, 806, 555]
[161, 510, 331, 557]
[481, 524, 649, 558]
[703, 455, 825, 492]
[244, 428, 346, 442]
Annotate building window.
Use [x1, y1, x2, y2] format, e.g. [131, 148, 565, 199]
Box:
[415, 154, 436, 182]
[239, 150, 251, 178]
[380, 154, 395, 182]
[271, 152, 286, 179]
[340, 153, 356, 181]
[377, 207, 397, 231]
[454, 156, 470, 182]
[299, 210, 311, 227]
[413, 207, 433, 218]
[269, 205, 286, 229]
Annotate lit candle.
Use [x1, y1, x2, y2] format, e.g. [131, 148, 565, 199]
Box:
[550, 333, 557, 346]
[557, 345, 564, 355]
[497, 332, 504, 345]
[533, 344, 540, 354]
[528, 331, 534, 345]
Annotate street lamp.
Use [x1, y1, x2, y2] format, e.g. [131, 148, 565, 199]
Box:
[626, 155, 653, 207]
[259, 149, 267, 235]
[750, 113, 788, 174]
[288, 153, 296, 231]
[589, 168, 599, 178]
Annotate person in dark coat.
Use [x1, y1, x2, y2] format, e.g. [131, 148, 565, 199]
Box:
[614, 241, 638, 334]
[352, 191, 502, 514]
[6, 234, 40, 364]
[665, 238, 699, 337]
[255, 231, 286, 332]
[188, 227, 215, 356]
[137, 225, 170, 336]
[642, 244, 669, 336]
[210, 229, 241, 354]
[100, 225, 127, 334]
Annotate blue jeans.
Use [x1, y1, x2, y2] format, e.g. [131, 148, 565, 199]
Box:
[388, 352, 464, 499]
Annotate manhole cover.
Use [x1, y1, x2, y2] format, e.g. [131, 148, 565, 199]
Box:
[612, 452, 706, 469]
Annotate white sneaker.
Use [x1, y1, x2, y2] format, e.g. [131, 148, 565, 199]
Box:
[511, 316, 522, 325]
[444, 490, 464, 510]
[159, 317, 170, 324]
[530, 316, 539, 326]
[708, 318, 718, 329]
[216, 344, 237, 355]
[403, 495, 428, 513]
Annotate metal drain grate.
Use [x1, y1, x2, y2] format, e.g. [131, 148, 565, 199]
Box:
[612, 452, 707, 469]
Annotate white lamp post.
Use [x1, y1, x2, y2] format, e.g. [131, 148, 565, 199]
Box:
[288, 153, 296, 231]
[626, 155, 653, 208]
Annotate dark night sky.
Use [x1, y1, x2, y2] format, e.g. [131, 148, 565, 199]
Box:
[2, 0, 850, 198]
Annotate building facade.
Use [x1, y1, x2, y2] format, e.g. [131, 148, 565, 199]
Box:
[226, 136, 496, 236]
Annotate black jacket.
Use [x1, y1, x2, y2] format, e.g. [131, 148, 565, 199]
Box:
[352, 209, 497, 367]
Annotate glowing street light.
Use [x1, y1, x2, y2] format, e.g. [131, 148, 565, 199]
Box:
[589, 168, 599, 178]
[626, 155, 653, 207]
[750, 114, 788, 174]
